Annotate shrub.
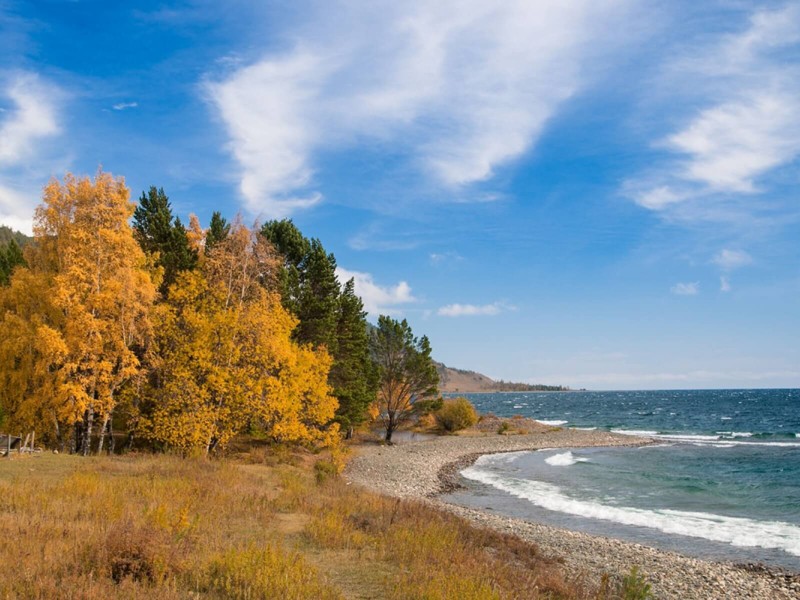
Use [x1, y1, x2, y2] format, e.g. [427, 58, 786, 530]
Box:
[497, 421, 511, 435]
[413, 396, 443, 415]
[435, 398, 479, 432]
[621, 566, 653, 600]
[314, 459, 339, 484]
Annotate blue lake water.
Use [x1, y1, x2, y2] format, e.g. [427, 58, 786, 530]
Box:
[441, 389, 800, 570]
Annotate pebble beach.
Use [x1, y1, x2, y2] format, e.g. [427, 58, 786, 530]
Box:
[345, 427, 799, 599]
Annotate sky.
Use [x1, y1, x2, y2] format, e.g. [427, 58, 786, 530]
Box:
[1, 0, 798, 390]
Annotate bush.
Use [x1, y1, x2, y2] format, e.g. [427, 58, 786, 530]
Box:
[435, 398, 479, 432]
[413, 396, 443, 415]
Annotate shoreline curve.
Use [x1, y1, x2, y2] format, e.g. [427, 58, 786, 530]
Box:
[345, 428, 799, 600]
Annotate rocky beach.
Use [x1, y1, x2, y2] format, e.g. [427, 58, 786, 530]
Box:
[346, 427, 800, 599]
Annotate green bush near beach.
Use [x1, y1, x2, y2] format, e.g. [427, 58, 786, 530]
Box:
[435, 397, 479, 432]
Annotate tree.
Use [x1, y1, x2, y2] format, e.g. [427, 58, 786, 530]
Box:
[370, 316, 438, 443]
[140, 222, 339, 454]
[261, 220, 379, 434]
[330, 279, 378, 438]
[0, 239, 26, 285]
[260, 219, 310, 315]
[296, 239, 340, 350]
[0, 172, 157, 454]
[132, 186, 197, 294]
[205, 211, 230, 255]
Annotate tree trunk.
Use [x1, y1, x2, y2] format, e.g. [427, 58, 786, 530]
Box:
[81, 407, 94, 456]
[345, 426, 354, 440]
[97, 413, 110, 454]
[385, 424, 394, 444]
[108, 420, 116, 454]
[70, 422, 80, 454]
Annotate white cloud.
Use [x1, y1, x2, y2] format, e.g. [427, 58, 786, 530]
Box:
[670, 281, 699, 296]
[429, 251, 464, 265]
[437, 301, 513, 317]
[0, 72, 64, 233]
[336, 267, 416, 316]
[720, 276, 731, 292]
[627, 4, 800, 218]
[0, 73, 59, 166]
[112, 101, 138, 111]
[712, 248, 753, 270]
[207, 0, 633, 216]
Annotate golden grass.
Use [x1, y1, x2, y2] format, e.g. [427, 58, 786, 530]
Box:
[0, 450, 609, 599]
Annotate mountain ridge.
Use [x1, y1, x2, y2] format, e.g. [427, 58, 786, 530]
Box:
[434, 361, 569, 393]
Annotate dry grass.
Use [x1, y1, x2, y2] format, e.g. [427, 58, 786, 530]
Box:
[0, 450, 606, 599]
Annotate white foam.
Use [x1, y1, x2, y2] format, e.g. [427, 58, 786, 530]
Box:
[572, 427, 597, 431]
[720, 416, 732, 420]
[544, 451, 588, 467]
[611, 429, 658, 437]
[537, 420, 568, 426]
[462, 465, 800, 557]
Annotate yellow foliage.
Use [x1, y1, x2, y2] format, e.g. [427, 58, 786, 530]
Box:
[0, 171, 156, 451]
[141, 222, 339, 454]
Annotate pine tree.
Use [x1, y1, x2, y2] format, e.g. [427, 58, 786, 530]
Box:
[205, 211, 230, 255]
[296, 239, 340, 350]
[132, 186, 197, 294]
[330, 279, 378, 437]
[260, 219, 310, 315]
[0, 239, 25, 285]
[370, 316, 439, 443]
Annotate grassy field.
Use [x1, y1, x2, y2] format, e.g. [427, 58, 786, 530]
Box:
[0, 447, 617, 599]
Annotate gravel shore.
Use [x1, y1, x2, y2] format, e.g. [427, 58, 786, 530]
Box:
[345, 428, 799, 599]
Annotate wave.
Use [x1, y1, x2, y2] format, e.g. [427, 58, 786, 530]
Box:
[572, 426, 597, 431]
[544, 451, 588, 467]
[611, 429, 800, 448]
[462, 460, 800, 557]
[537, 419, 568, 426]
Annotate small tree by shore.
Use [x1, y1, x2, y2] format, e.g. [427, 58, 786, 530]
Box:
[370, 316, 438, 443]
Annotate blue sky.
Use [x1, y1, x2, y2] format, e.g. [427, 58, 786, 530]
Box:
[1, 0, 798, 389]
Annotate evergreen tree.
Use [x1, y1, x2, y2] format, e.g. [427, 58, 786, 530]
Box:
[260, 219, 309, 315]
[205, 211, 230, 254]
[370, 316, 439, 443]
[296, 239, 340, 350]
[261, 220, 378, 432]
[330, 279, 378, 437]
[132, 187, 196, 294]
[0, 239, 25, 286]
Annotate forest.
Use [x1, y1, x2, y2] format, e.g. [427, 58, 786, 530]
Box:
[0, 171, 439, 455]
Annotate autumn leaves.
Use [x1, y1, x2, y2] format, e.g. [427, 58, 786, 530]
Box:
[0, 172, 337, 455]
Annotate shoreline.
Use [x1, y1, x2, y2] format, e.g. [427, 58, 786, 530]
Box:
[345, 428, 799, 600]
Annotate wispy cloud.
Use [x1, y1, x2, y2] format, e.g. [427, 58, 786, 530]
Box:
[207, 0, 633, 217]
[336, 267, 416, 316]
[0, 72, 64, 232]
[712, 248, 753, 270]
[0, 73, 59, 165]
[429, 251, 464, 266]
[626, 4, 800, 220]
[112, 101, 138, 111]
[670, 281, 699, 296]
[437, 301, 514, 317]
[720, 275, 731, 293]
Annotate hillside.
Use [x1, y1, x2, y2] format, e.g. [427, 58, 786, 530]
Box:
[435, 361, 569, 393]
[0, 225, 31, 247]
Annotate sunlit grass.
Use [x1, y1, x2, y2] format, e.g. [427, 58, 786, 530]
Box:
[0, 451, 614, 599]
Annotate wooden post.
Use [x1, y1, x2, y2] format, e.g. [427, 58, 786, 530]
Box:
[5, 434, 9, 458]
[31, 431, 35, 452]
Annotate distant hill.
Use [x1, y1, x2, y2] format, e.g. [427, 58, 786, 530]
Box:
[0, 225, 31, 247]
[435, 361, 569, 393]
